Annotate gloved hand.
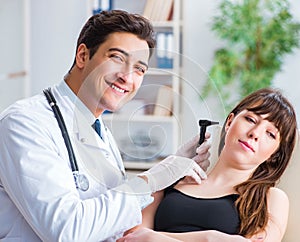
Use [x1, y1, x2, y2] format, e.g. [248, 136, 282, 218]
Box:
[176, 133, 211, 171]
[193, 142, 211, 171]
[139, 155, 207, 193]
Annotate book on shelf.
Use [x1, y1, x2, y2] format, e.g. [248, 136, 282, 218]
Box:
[156, 32, 174, 69]
[92, 0, 112, 15]
[143, 0, 174, 22]
[153, 85, 173, 116]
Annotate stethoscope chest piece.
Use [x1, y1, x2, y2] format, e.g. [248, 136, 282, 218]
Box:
[73, 172, 89, 192]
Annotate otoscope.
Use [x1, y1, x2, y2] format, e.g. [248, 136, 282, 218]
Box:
[198, 119, 219, 145]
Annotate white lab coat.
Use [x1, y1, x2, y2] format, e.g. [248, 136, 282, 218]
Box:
[0, 81, 151, 241]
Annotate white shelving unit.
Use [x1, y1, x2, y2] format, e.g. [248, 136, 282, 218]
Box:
[23, 0, 31, 98]
[87, 0, 183, 172]
[0, 0, 31, 111]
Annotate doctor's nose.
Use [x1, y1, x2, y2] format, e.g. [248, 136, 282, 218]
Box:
[116, 69, 133, 84]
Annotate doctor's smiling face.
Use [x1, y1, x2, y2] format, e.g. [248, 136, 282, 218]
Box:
[64, 10, 155, 117]
[75, 32, 150, 117]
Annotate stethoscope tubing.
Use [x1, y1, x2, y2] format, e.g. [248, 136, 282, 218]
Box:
[43, 88, 78, 172]
[43, 88, 89, 191]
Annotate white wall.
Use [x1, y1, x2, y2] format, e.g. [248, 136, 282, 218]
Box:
[0, 0, 25, 110]
[181, 0, 300, 142]
[29, 0, 88, 94]
[0, 0, 88, 110]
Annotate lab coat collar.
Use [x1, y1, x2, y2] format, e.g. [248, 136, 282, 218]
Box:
[56, 81, 125, 175]
[73, 106, 102, 148]
[56, 80, 99, 144]
[59, 80, 96, 125]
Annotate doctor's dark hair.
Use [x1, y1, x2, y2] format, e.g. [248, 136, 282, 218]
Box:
[69, 10, 156, 72]
[219, 88, 297, 237]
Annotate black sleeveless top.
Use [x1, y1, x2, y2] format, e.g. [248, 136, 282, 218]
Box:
[154, 187, 240, 234]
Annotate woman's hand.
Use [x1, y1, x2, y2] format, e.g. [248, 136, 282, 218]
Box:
[117, 228, 181, 242]
[118, 228, 264, 242]
[198, 230, 262, 242]
[249, 233, 265, 242]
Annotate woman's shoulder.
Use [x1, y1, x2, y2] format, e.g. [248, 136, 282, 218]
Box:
[269, 187, 288, 199]
[265, 187, 290, 239]
[268, 187, 289, 207]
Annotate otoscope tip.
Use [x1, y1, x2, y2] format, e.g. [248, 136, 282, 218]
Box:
[199, 119, 219, 127]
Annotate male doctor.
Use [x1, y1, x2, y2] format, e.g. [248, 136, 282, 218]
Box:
[0, 10, 210, 241]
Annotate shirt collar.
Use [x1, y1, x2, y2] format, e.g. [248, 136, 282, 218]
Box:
[57, 80, 98, 126]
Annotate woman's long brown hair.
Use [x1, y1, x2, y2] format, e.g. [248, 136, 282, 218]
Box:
[219, 88, 297, 237]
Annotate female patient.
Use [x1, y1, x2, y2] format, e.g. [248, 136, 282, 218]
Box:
[118, 88, 298, 242]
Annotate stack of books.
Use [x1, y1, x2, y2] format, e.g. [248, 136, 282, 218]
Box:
[153, 85, 173, 116]
[92, 0, 112, 15]
[143, 0, 174, 22]
[156, 32, 174, 69]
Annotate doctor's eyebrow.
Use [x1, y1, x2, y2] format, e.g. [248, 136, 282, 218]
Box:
[108, 47, 149, 69]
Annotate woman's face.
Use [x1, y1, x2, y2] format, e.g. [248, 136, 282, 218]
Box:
[223, 110, 281, 169]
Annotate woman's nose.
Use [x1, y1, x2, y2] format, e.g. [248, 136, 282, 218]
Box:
[248, 128, 259, 141]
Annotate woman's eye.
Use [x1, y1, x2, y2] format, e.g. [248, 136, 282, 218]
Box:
[267, 131, 276, 139]
[245, 116, 255, 123]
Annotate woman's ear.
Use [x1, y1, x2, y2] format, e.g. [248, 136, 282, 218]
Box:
[75, 43, 89, 69]
[225, 113, 235, 132]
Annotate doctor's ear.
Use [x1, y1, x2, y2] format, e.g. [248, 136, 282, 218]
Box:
[225, 113, 235, 132]
[76, 44, 89, 69]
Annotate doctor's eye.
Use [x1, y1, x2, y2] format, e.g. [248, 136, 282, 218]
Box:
[134, 65, 146, 76]
[109, 53, 125, 63]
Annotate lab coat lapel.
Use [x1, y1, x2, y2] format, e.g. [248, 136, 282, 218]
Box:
[105, 128, 125, 172]
[72, 107, 126, 174]
[73, 108, 102, 148]
[72, 109, 125, 187]
[73, 137, 124, 189]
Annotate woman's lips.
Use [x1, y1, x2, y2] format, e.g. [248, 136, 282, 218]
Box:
[239, 140, 255, 152]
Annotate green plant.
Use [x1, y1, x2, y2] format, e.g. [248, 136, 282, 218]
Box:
[202, 0, 300, 112]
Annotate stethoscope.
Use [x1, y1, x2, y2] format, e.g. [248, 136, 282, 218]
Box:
[43, 88, 89, 191]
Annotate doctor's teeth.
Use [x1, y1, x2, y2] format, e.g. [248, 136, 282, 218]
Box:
[111, 84, 125, 93]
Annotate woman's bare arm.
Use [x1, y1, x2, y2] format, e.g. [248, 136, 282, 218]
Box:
[255, 187, 289, 242]
[141, 190, 165, 228]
